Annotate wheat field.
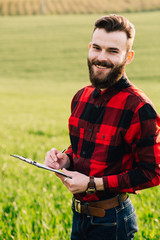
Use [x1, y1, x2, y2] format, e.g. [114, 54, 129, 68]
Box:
[0, 0, 160, 15]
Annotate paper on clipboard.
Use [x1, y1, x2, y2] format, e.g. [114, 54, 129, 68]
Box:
[10, 154, 72, 179]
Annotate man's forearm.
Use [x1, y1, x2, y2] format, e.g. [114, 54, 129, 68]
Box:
[95, 177, 104, 191]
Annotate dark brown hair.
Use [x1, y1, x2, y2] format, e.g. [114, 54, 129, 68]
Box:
[94, 14, 135, 50]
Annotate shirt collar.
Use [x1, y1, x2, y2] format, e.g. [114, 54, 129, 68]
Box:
[92, 76, 130, 99]
[113, 76, 131, 91]
[93, 88, 101, 98]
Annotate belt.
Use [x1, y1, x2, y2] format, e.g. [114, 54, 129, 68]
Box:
[73, 193, 127, 218]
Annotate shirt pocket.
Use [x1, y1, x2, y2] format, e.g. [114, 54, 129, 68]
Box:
[96, 132, 113, 145]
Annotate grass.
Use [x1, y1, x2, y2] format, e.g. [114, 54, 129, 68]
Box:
[0, 11, 160, 239]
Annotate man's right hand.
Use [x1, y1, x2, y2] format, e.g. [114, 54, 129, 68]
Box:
[44, 148, 70, 170]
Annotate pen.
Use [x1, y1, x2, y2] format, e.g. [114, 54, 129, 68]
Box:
[61, 148, 66, 153]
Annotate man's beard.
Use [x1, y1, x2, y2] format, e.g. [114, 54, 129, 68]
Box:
[88, 58, 126, 89]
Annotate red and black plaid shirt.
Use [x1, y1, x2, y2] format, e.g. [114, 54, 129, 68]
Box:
[65, 76, 160, 202]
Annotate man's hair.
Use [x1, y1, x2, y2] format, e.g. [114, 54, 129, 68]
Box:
[94, 14, 135, 51]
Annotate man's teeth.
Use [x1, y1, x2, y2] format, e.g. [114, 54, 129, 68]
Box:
[96, 65, 107, 69]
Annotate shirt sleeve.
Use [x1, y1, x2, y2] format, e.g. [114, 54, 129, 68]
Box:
[64, 93, 78, 170]
[103, 103, 160, 193]
[65, 145, 74, 170]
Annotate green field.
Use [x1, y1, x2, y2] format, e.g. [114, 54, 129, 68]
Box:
[0, 11, 160, 240]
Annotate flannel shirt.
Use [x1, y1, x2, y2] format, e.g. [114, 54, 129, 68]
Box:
[65, 76, 160, 202]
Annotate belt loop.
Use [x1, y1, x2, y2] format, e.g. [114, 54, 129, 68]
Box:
[118, 194, 124, 209]
[84, 202, 91, 217]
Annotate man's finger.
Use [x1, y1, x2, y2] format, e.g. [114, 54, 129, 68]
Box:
[64, 177, 70, 183]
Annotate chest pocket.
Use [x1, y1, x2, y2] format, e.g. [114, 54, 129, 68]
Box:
[96, 132, 113, 145]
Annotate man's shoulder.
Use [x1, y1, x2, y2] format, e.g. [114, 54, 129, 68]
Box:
[125, 80, 153, 106]
[76, 85, 94, 94]
[72, 85, 95, 101]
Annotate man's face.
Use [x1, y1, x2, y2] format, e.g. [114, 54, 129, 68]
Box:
[88, 28, 129, 89]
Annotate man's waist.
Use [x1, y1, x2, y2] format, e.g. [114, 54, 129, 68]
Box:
[73, 193, 128, 218]
[74, 191, 118, 203]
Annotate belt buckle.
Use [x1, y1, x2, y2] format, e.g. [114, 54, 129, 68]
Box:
[74, 199, 81, 213]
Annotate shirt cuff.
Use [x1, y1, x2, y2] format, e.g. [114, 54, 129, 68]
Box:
[66, 153, 73, 170]
[65, 145, 73, 170]
[103, 175, 119, 192]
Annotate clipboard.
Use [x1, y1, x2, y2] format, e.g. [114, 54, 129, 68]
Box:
[10, 154, 72, 179]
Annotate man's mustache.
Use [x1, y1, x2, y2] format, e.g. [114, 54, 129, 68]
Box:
[91, 60, 114, 69]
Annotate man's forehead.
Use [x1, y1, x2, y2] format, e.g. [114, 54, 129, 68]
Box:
[92, 28, 128, 50]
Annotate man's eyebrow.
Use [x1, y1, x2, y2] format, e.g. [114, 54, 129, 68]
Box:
[108, 47, 120, 52]
[92, 43, 100, 47]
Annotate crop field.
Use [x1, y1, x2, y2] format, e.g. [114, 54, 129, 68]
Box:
[0, 0, 160, 15]
[0, 11, 160, 240]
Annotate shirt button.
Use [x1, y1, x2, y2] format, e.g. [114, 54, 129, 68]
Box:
[89, 128, 92, 132]
[96, 105, 99, 108]
[82, 151, 86, 155]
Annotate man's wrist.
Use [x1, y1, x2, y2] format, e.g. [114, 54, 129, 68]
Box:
[86, 176, 96, 194]
[65, 154, 71, 169]
[94, 177, 104, 191]
[65, 153, 74, 170]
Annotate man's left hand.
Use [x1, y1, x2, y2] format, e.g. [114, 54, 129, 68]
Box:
[55, 169, 89, 194]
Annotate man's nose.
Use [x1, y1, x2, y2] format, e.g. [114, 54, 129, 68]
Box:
[97, 50, 108, 62]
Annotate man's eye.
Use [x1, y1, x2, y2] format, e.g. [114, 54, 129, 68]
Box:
[110, 50, 118, 54]
[93, 46, 100, 50]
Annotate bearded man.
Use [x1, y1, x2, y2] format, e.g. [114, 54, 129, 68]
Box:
[45, 15, 160, 240]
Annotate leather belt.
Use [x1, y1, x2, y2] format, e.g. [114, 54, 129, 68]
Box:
[73, 193, 127, 218]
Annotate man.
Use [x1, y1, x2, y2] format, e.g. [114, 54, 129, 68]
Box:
[45, 15, 160, 240]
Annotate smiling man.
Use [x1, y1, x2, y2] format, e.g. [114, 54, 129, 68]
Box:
[88, 27, 134, 89]
[45, 15, 160, 240]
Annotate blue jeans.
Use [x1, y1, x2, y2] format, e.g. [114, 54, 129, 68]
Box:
[71, 196, 138, 240]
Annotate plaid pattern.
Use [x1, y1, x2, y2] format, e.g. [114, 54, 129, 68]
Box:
[66, 77, 160, 202]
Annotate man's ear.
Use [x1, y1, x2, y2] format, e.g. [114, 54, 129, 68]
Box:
[126, 50, 134, 65]
[89, 42, 92, 50]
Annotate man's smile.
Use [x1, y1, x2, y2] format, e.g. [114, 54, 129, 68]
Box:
[92, 60, 114, 71]
[95, 64, 109, 70]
